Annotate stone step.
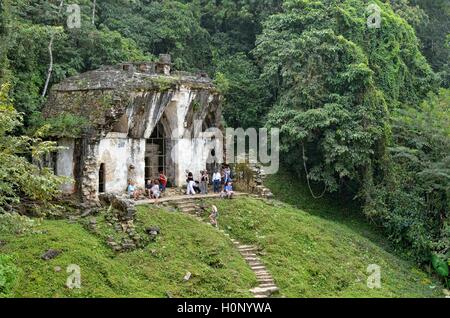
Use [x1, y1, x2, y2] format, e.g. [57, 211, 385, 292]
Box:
[240, 253, 257, 259]
[176, 199, 194, 203]
[258, 281, 275, 286]
[259, 283, 277, 288]
[255, 272, 272, 277]
[254, 295, 268, 298]
[176, 203, 195, 207]
[178, 203, 196, 207]
[237, 245, 254, 249]
[250, 266, 266, 271]
[256, 275, 273, 280]
[247, 261, 264, 267]
[181, 207, 197, 213]
[175, 201, 195, 206]
[251, 286, 279, 294]
[250, 288, 271, 296]
[238, 247, 258, 253]
[240, 250, 258, 254]
[179, 206, 197, 211]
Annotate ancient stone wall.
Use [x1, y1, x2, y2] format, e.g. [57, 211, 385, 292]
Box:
[43, 58, 223, 202]
[231, 163, 274, 198]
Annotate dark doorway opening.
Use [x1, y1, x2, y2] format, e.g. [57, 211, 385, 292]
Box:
[98, 163, 105, 193]
[145, 123, 166, 183]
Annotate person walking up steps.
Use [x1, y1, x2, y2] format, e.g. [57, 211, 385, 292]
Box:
[209, 205, 219, 227]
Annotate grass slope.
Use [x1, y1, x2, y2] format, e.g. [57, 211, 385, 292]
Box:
[0, 169, 442, 298]
[0, 206, 255, 298]
[200, 169, 442, 297]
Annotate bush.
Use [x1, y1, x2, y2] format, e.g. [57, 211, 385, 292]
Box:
[0, 212, 36, 235]
[0, 254, 18, 297]
[0, 83, 69, 212]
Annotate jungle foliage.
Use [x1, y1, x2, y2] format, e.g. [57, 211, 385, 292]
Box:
[0, 0, 448, 281]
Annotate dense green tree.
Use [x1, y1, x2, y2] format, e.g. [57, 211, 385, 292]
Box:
[0, 0, 12, 85]
[97, 0, 211, 71]
[214, 52, 270, 128]
[255, 0, 434, 191]
[372, 89, 450, 262]
[0, 83, 66, 212]
[0, 0, 448, 273]
[389, 0, 428, 30]
[5, 0, 149, 127]
[412, 0, 450, 85]
[254, 0, 447, 264]
[194, 0, 282, 55]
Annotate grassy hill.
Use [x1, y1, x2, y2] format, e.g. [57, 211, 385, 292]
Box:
[198, 169, 443, 297]
[0, 170, 443, 298]
[0, 207, 256, 298]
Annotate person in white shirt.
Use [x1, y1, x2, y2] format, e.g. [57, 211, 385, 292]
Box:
[212, 170, 221, 193]
[151, 179, 161, 203]
[186, 171, 196, 195]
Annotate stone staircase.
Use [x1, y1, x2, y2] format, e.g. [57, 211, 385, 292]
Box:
[175, 199, 202, 216]
[231, 240, 279, 298]
[172, 197, 279, 298]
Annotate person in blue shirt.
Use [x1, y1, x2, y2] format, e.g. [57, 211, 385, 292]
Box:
[221, 181, 234, 199]
[127, 180, 141, 200]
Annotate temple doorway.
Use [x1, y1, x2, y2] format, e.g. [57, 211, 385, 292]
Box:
[145, 122, 168, 184]
[98, 163, 105, 193]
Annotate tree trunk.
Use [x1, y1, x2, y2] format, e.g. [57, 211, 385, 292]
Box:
[92, 0, 96, 25]
[41, 0, 64, 98]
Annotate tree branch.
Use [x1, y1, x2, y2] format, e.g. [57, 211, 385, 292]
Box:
[41, 0, 64, 98]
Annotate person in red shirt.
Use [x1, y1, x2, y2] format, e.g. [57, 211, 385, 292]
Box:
[159, 170, 167, 192]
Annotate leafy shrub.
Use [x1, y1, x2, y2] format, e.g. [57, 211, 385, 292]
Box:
[254, 0, 449, 276]
[0, 254, 18, 297]
[0, 212, 36, 235]
[40, 113, 89, 138]
[0, 83, 69, 212]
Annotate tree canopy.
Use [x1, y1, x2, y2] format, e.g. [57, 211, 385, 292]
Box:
[0, 0, 449, 280]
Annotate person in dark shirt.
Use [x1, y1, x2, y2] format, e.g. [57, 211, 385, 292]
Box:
[145, 179, 153, 198]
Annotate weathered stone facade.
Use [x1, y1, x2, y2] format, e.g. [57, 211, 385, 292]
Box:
[43, 55, 223, 202]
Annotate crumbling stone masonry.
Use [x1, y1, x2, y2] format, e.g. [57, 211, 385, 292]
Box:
[43, 54, 223, 202]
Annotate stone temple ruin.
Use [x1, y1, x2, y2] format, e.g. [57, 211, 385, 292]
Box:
[42, 54, 223, 201]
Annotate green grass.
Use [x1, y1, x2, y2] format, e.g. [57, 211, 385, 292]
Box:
[0, 168, 443, 297]
[0, 206, 256, 298]
[202, 197, 441, 297]
[197, 168, 443, 297]
[264, 168, 392, 249]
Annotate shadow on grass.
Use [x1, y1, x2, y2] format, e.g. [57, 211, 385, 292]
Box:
[264, 167, 396, 254]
